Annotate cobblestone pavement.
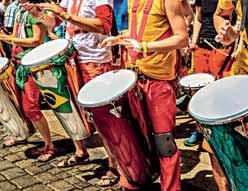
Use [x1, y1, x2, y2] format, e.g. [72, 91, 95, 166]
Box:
[0, 111, 218, 191]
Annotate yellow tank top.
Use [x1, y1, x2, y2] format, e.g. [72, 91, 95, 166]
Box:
[127, 0, 177, 80]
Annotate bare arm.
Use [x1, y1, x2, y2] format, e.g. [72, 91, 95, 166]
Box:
[39, 3, 105, 34]
[191, 6, 201, 44]
[146, 0, 188, 52]
[0, 23, 45, 47]
[181, 0, 193, 27]
[214, 4, 239, 45]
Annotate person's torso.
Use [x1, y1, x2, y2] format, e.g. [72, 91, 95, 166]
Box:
[198, 0, 218, 40]
[127, 0, 177, 80]
[65, 0, 112, 64]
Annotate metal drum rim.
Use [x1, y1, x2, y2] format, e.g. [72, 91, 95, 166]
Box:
[179, 73, 215, 89]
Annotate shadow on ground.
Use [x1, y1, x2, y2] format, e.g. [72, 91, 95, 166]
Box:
[24, 133, 104, 159]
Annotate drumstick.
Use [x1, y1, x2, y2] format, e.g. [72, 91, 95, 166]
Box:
[203, 39, 229, 57]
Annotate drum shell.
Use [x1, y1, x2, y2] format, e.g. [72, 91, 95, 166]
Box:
[199, 117, 248, 191]
[86, 93, 158, 188]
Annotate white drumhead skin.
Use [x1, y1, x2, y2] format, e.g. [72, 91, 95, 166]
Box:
[180, 73, 215, 89]
[189, 75, 248, 124]
[21, 39, 69, 67]
[0, 57, 9, 70]
[78, 69, 137, 108]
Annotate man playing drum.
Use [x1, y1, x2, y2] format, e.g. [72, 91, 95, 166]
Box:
[0, 1, 91, 165]
[100, 0, 188, 190]
[38, 0, 119, 186]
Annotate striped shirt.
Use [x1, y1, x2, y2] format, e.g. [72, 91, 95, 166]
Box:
[4, 1, 20, 28]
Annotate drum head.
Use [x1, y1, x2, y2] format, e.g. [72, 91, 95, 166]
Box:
[179, 73, 215, 89]
[189, 75, 248, 124]
[21, 39, 69, 68]
[78, 69, 137, 108]
[0, 57, 9, 71]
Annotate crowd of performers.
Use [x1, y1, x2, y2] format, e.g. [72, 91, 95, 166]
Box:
[0, 0, 247, 190]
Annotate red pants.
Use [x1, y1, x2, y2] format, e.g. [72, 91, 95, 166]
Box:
[22, 76, 43, 121]
[193, 47, 229, 76]
[129, 77, 181, 191]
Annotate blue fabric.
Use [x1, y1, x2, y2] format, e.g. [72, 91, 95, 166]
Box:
[113, 0, 128, 32]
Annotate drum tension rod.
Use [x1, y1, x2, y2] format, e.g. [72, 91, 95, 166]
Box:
[109, 102, 122, 118]
[240, 119, 248, 138]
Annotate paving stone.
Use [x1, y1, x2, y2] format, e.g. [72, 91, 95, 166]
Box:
[0, 174, 6, 182]
[78, 163, 99, 172]
[11, 175, 40, 189]
[8, 146, 22, 153]
[16, 152, 27, 160]
[34, 172, 60, 184]
[0, 149, 11, 157]
[73, 181, 90, 189]
[23, 184, 53, 191]
[0, 160, 15, 170]
[39, 164, 53, 171]
[67, 168, 81, 176]
[64, 176, 81, 185]
[0, 181, 16, 191]
[83, 186, 100, 191]
[24, 166, 44, 176]
[48, 180, 74, 191]
[4, 154, 23, 163]
[48, 167, 65, 175]
[0, 167, 27, 180]
[88, 178, 101, 185]
[55, 171, 71, 179]
[15, 159, 34, 168]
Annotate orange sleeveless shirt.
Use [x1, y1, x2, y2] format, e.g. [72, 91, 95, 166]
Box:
[127, 0, 177, 80]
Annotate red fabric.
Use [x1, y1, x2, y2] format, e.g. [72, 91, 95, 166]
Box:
[79, 62, 113, 83]
[96, 5, 113, 35]
[193, 47, 230, 77]
[22, 76, 43, 121]
[128, 78, 181, 191]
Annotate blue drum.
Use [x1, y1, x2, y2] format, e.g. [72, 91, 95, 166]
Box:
[189, 75, 248, 191]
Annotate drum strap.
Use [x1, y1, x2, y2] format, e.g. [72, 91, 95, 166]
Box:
[129, 0, 154, 64]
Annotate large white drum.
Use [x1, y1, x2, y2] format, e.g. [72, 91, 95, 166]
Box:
[21, 39, 69, 68]
[189, 75, 248, 124]
[78, 69, 137, 107]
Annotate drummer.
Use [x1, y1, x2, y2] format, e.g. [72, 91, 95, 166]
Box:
[0, 0, 91, 164]
[214, 0, 248, 75]
[38, 0, 119, 186]
[100, 0, 188, 190]
[184, 0, 232, 147]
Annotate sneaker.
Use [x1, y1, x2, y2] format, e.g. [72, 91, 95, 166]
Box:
[184, 131, 203, 147]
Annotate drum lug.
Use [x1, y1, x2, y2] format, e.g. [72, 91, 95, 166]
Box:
[240, 119, 248, 138]
[135, 87, 143, 100]
[86, 111, 94, 122]
[198, 123, 211, 138]
[109, 102, 122, 118]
